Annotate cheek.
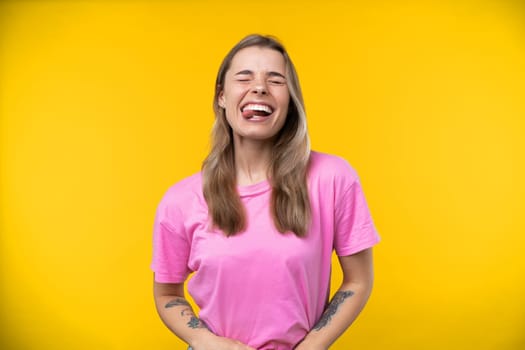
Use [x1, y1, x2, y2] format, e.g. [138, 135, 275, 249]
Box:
[280, 90, 291, 109]
[281, 96, 291, 117]
[223, 83, 244, 100]
[223, 90, 241, 114]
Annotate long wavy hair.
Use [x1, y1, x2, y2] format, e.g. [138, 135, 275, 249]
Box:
[202, 34, 311, 237]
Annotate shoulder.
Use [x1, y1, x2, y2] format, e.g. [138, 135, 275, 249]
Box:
[156, 172, 204, 217]
[308, 151, 360, 189]
[163, 172, 203, 199]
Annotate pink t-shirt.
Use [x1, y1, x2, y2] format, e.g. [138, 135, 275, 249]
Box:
[151, 151, 380, 350]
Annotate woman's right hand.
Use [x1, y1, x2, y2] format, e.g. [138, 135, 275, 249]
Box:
[191, 333, 256, 350]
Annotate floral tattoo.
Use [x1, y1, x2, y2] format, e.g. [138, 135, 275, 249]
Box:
[313, 290, 355, 331]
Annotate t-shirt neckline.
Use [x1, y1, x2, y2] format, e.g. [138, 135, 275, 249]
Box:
[237, 179, 271, 197]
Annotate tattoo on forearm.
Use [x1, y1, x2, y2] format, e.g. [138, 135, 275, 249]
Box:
[164, 298, 208, 330]
[188, 316, 208, 329]
[180, 308, 192, 317]
[164, 298, 190, 309]
[313, 290, 355, 331]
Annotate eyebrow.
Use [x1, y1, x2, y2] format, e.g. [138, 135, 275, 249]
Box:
[234, 70, 286, 79]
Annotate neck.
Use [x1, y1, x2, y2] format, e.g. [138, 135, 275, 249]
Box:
[233, 137, 273, 186]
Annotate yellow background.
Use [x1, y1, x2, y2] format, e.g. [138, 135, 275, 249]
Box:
[1, 0, 524, 349]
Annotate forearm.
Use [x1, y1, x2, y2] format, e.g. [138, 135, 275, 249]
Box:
[298, 281, 373, 349]
[155, 295, 214, 344]
[153, 280, 216, 348]
[154, 280, 257, 350]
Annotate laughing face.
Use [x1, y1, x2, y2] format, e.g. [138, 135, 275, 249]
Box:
[218, 46, 290, 144]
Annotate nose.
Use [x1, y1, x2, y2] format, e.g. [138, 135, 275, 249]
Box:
[251, 78, 268, 95]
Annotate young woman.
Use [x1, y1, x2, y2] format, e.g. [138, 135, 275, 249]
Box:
[151, 34, 380, 350]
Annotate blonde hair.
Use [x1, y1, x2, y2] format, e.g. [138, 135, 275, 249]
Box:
[202, 34, 311, 236]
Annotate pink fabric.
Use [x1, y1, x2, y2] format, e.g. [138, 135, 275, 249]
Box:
[151, 151, 380, 349]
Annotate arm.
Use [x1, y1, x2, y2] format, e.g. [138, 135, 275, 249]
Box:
[295, 248, 375, 350]
[153, 277, 256, 350]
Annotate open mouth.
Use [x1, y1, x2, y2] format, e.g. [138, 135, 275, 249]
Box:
[241, 103, 274, 119]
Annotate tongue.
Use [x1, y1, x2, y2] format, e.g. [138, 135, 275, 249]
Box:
[242, 109, 269, 119]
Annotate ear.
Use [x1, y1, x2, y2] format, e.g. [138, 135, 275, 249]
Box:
[218, 91, 225, 108]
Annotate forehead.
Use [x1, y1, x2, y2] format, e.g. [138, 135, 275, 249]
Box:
[228, 46, 286, 73]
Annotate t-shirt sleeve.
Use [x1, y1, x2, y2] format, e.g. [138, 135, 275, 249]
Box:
[333, 167, 380, 256]
[150, 190, 192, 283]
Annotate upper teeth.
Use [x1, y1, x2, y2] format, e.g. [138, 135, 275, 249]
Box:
[243, 104, 273, 114]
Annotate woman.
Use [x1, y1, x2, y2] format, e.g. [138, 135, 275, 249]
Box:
[151, 34, 380, 350]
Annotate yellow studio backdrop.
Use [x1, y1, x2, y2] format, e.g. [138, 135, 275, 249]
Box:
[0, 0, 524, 349]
